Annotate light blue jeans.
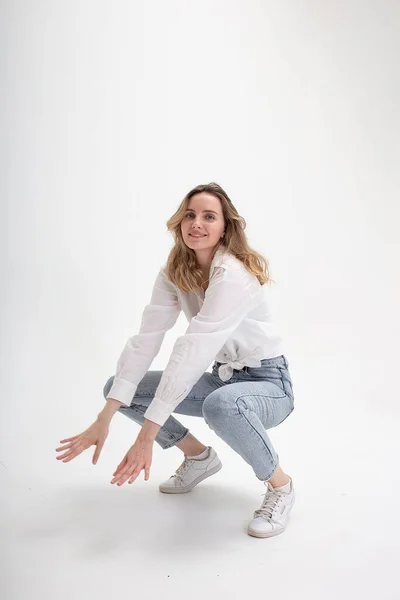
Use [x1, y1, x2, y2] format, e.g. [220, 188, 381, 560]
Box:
[102, 354, 295, 481]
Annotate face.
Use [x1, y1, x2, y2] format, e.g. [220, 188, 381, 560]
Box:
[180, 193, 225, 259]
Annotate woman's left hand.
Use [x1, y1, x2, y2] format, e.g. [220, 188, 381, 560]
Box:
[111, 436, 153, 486]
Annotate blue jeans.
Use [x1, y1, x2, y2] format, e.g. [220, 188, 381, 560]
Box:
[102, 354, 295, 481]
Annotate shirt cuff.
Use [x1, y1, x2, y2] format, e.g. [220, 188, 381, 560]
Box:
[143, 397, 174, 426]
[105, 377, 138, 407]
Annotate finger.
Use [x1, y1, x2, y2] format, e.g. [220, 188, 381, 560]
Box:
[112, 463, 137, 485]
[114, 455, 127, 470]
[55, 440, 82, 456]
[56, 439, 81, 452]
[144, 466, 150, 481]
[57, 450, 80, 462]
[128, 466, 143, 484]
[111, 466, 132, 484]
[113, 465, 136, 486]
[57, 444, 84, 462]
[124, 466, 142, 485]
[93, 442, 104, 464]
[61, 449, 84, 463]
[113, 461, 123, 474]
[59, 435, 80, 443]
[112, 458, 128, 477]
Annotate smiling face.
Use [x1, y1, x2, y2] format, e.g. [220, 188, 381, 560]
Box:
[180, 192, 226, 263]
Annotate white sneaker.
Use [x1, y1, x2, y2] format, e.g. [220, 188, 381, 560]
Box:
[159, 446, 222, 493]
[247, 477, 295, 538]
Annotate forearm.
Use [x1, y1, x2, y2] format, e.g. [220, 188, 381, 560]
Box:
[97, 398, 161, 441]
[137, 418, 161, 441]
[97, 398, 124, 423]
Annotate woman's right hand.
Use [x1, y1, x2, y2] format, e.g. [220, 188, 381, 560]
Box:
[55, 418, 110, 465]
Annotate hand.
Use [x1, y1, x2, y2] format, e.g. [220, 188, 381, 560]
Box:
[55, 418, 110, 465]
[111, 437, 153, 486]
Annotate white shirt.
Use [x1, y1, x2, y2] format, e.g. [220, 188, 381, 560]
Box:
[106, 247, 285, 426]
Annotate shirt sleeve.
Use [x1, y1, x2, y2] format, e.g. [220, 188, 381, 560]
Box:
[143, 266, 259, 426]
[105, 267, 181, 407]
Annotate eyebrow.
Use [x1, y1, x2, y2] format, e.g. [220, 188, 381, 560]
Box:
[185, 209, 219, 215]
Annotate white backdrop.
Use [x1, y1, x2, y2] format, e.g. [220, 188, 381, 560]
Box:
[2, 1, 399, 598]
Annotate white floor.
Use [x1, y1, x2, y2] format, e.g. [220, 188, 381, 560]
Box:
[2, 354, 399, 600]
[3, 1, 400, 597]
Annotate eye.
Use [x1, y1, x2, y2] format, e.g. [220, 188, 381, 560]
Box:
[185, 212, 215, 220]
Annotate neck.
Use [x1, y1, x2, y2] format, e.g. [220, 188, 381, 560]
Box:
[195, 245, 221, 269]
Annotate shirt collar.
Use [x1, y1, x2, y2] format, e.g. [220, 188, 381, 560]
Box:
[210, 246, 227, 277]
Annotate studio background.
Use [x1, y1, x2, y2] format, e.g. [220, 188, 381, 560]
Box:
[2, 1, 399, 599]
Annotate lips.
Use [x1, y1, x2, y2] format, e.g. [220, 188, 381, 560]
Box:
[189, 233, 207, 237]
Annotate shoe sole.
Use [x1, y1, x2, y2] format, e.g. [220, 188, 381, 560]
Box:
[247, 497, 295, 538]
[247, 523, 288, 538]
[159, 460, 222, 494]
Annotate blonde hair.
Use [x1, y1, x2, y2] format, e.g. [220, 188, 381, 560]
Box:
[164, 182, 274, 293]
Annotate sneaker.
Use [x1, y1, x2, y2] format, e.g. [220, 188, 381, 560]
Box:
[247, 477, 295, 538]
[159, 446, 222, 493]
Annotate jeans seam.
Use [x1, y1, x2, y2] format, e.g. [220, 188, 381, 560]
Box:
[235, 397, 276, 466]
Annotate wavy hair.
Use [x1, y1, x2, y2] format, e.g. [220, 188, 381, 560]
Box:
[164, 182, 274, 293]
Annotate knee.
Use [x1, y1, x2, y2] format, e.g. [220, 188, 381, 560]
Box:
[102, 376, 114, 399]
[202, 392, 230, 424]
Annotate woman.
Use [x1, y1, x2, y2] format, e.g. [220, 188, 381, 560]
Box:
[56, 182, 296, 539]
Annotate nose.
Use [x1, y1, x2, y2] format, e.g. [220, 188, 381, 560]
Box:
[190, 221, 203, 230]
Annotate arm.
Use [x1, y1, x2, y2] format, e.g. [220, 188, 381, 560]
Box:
[101, 266, 181, 414]
[97, 399, 161, 441]
[56, 269, 174, 468]
[142, 265, 260, 427]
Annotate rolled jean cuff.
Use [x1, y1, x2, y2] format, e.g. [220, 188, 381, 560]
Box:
[256, 458, 279, 481]
[161, 428, 190, 450]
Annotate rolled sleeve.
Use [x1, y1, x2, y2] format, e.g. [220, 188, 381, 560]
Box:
[105, 267, 181, 407]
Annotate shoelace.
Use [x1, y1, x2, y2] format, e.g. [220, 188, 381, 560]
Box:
[253, 484, 286, 520]
[172, 458, 192, 483]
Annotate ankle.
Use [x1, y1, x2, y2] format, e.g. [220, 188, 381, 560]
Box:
[267, 465, 291, 487]
[176, 433, 208, 457]
[184, 445, 208, 457]
[271, 476, 291, 488]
